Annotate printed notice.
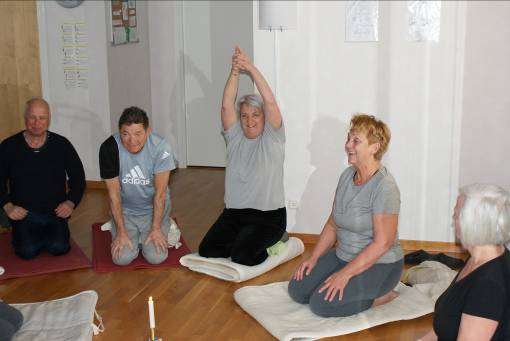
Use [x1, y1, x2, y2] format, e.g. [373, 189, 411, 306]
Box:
[408, 1, 441, 42]
[346, 1, 379, 42]
[61, 21, 89, 89]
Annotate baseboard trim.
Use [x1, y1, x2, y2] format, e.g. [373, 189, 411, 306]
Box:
[86, 180, 106, 189]
[289, 233, 465, 254]
[82, 184, 464, 254]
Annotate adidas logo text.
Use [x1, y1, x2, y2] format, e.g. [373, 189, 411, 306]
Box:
[122, 165, 150, 185]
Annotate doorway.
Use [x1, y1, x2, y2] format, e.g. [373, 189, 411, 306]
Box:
[182, 1, 254, 167]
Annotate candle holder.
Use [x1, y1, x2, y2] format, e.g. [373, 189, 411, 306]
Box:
[148, 327, 162, 341]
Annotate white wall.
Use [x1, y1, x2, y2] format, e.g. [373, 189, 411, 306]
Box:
[38, 1, 155, 179]
[183, 1, 254, 167]
[37, 1, 111, 181]
[459, 1, 510, 190]
[36, 1, 508, 243]
[148, 1, 186, 166]
[254, 1, 466, 242]
[107, 1, 152, 132]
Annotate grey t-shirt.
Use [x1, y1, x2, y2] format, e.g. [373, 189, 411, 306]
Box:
[333, 166, 403, 263]
[113, 133, 176, 216]
[223, 120, 285, 211]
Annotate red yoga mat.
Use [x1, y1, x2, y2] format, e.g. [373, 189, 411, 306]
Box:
[91, 223, 190, 273]
[0, 232, 91, 281]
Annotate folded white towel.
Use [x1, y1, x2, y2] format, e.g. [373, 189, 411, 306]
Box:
[234, 281, 435, 341]
[179, 237, 305, 282]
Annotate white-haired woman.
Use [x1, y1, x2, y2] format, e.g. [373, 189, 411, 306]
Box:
[198, 46, 286, 266]
[420, 184, 510, 341]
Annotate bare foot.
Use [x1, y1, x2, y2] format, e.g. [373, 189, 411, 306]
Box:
[372, 290, 399, 308]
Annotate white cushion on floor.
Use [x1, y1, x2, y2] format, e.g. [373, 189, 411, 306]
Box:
[12, 291, 102, 341]
[179, 237, 305, 282]
[234, 281, 435, 341]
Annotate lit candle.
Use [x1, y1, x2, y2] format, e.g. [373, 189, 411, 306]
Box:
[148, 296, 155, 329]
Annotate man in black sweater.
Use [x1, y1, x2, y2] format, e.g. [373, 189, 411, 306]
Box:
[0, 98, 85, 260]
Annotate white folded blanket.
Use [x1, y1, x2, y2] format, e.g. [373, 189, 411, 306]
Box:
[179, 237, 305, 282]
[12, 291, 103, 341]
[234, 281, 434, 341]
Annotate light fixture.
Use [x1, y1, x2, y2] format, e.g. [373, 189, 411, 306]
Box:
[258, 1, 297, 31]
[257, 1, 297, 97]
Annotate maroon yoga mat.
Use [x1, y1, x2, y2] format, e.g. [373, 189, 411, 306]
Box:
[91, 223, 190, 273]
[0, 232, 91, 280]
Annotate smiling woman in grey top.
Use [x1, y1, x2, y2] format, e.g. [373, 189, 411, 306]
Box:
[198, 46, 286, 266]
[333, 165, 402, 263]
[288, 114, 404, 318]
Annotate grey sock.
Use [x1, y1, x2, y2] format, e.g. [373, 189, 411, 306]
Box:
[280, 231, 289, 243]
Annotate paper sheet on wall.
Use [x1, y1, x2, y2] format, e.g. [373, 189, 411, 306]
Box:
[61, 21, 89, 90]
[110, 0, 139, 45]
[345, 1, 379, 42]
[408, 1, 441, 42]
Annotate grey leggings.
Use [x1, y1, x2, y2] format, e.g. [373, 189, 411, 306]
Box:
[0, 301, 23, 341]
[288, 250, 403, 317]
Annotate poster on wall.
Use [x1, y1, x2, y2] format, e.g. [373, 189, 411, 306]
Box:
[345, 1, 379, 42]
[408, 1, 441, 42]
[110, 0, 139, 45]
[61, 21, 89, 89]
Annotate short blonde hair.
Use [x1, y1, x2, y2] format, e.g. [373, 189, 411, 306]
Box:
[349, 114, 391, 160]
[458, 184, 510, 247]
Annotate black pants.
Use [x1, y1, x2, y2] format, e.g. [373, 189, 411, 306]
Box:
[10, 212, 70, 260]
[199, 207, 286, 266]
[0, 301, 23, 341]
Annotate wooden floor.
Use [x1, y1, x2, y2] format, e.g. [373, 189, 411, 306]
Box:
[0, 168, 435, 340]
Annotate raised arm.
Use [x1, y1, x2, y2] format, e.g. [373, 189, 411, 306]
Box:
[236, 46, 282, 129]
[221, 47, 241, 131]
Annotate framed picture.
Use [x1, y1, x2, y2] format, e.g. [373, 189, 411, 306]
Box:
[109, 0, 139, 45]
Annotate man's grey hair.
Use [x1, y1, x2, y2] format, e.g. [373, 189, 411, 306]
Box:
[458, 183, 510, 246]
[237, 94, 264, 114]
[24, 97, 50, 117]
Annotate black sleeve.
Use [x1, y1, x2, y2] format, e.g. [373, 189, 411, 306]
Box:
[464, 276, 506, 322]
[0, 140, 11, 208]
[63, 137, 86, 207]
[99, 136, 119, 179]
